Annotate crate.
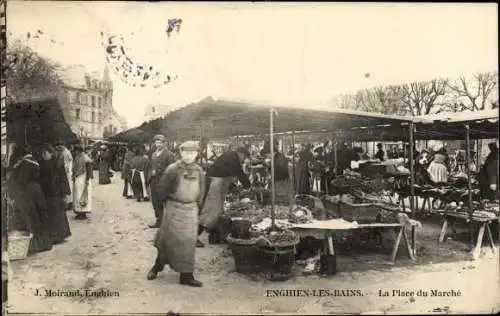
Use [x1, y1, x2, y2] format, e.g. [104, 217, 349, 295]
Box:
[339, 201, 381, 223]
[321, 198, 342, 219]
[8, 231, 32, 261]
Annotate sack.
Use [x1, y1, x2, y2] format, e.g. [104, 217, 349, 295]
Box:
[80, 183, 89, 207]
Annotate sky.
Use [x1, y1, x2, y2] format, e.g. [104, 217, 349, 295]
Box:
[7, 2, 498, 128]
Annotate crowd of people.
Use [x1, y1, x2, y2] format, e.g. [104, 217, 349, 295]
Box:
[3, 134, 497, 290]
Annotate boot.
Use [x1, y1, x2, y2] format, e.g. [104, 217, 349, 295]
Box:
[179, 273, 202, 287]
[148, 219, 161, 229]
[147, 258, 164, 280]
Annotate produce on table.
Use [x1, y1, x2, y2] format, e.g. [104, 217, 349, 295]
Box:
[288, 206, 313, 224]
[256, 228, 298, 247]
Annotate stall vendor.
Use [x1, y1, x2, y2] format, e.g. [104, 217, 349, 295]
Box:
[427, 145, 449, 185]
[147, 141, 206, 287]
[198, 147, 251, 247]
[480, 142, 498, 201]
[374, 143, 385, 162]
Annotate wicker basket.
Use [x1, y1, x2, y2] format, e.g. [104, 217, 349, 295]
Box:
[339, 201, 382, 224]
[8, 231, 32, 261]
[226, 234, 263, 274]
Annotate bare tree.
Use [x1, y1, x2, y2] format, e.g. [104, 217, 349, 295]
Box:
[447, 71, 499, 111]
[399, 78, 449, 116]
[5, 39, 61, 101]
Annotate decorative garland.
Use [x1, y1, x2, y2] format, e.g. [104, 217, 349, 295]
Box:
[101, 18, 183, 88]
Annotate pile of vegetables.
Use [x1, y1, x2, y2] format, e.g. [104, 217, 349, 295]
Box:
[256, 228, 299, 247]
[288, 206, 313, 224]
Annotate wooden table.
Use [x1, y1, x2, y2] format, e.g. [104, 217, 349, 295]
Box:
[439, 212, 498, 260]
[291, 219, 420, 263]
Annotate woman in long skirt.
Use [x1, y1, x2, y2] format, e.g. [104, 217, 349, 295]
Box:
[73, 146, 94, 220]
[38, 145, 72, 244]
[130, 147, 149, 202]
[98, 145, 111, 185]
[7, 150, 53, 254]
[147, 141, 206, 287]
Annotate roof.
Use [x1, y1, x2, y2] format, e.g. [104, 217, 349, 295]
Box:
[129, 98, 420, 141]
[417, 109, 498, 123]
[414, 109, 499, 140]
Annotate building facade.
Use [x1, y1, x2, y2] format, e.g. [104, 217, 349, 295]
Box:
[57, 64, 127, 140]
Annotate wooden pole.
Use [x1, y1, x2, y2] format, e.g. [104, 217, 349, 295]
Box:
[292, 130, 296, 196]
[270, 108, 276, 228]
[409, 122, 415, 219]
[465, 124, 474, 251]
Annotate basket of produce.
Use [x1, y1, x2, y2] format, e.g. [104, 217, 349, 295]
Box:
[256, 228, 300, 281]
[8, 231, 32, 261]
[226, 234, 264, 274]
[224, 201, 266, 224]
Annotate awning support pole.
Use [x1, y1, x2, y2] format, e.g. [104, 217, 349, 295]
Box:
[409, 122, 415, 218]
[465, 124, 474, 251]
[270, 107, 276, 229]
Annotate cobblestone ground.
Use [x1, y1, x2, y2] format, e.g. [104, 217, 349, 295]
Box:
[7, 172, 500, 315]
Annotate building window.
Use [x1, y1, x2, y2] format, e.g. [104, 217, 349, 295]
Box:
[152, 106, 156, 113]
[75, 108, 81, 119]
[91, 96, 96, 107]
[98, 113, 102, 123]
[97, 97, 102, 108]
[91, 111, 95, 123]
[75, 92, 81, 104]
[85, 76, 91, 88]
[80, 93, 86, 105]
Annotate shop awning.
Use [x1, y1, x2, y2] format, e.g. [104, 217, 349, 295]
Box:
[6, 98, 78, 146]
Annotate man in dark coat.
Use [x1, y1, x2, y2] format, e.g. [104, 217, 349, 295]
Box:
[197, 147, 251, 247]
[147, 134, 176, 228]
[480, 142, 499, 201]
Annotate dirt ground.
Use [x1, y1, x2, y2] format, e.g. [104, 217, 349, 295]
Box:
[6, 172, 500, 315]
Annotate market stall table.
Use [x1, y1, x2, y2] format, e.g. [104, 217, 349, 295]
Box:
[290, 218, 420, 265]
[439, 212, 499, 260]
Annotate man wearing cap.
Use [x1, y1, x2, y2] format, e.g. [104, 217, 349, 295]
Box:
[198, 147, 251, 247]
[147, 141, 205, 286]
[147, 134, 176, 228]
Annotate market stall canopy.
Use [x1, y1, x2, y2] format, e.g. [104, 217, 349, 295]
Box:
[6, 97, 78, 146]
[134, 97, 428, 141]
[106, 127, 153, 143]
[414, 109, 499, 140]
